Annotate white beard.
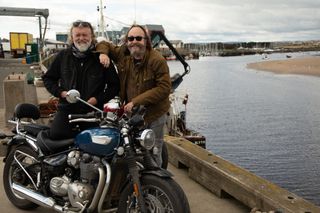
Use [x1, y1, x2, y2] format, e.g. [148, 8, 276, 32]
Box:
[74, 41, 91, 52]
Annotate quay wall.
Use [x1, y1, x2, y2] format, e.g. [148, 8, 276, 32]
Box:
[164, 135, 320, 213]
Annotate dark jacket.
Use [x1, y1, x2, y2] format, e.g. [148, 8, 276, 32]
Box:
[42, 47, 120, 112]
[96, 41, 171, 124]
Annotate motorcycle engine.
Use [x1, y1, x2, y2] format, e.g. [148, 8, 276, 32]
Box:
[49, 151, 100, 208]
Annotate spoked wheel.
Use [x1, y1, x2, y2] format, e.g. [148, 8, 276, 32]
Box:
[3, 145, 40, 210]
[118, 174, 190, 213]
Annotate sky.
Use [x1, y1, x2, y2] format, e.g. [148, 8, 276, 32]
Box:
[0, 0, 320, 43]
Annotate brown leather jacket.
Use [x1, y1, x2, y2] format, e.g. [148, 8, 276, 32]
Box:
[96, 41, 171, 124]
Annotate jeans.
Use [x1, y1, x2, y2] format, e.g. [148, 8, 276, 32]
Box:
[147, 114, 167, 167]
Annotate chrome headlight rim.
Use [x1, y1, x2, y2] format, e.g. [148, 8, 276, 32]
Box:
[139, 129, 155, 150]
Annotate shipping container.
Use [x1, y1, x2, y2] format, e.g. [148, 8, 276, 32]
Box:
[10, 32, 33, 58]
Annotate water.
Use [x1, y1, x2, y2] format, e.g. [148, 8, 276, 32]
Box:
[167, 52, 320, 206]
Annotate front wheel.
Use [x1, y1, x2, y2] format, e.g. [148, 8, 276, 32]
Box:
[161, 142, 168, 169]
[118, 174, 190, 213]
[3, 145, 40, 210]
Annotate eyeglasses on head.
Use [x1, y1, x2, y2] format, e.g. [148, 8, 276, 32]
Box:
[72, 20, 91, 28]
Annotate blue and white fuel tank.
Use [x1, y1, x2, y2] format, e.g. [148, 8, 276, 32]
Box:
[75, 127, 121, 157]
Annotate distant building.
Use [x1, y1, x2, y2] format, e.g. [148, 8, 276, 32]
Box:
[0, 41, 10, 52]
[159, 40, 183, 49]
[106, 30, 122, 45]
[56, 32, 68, 43]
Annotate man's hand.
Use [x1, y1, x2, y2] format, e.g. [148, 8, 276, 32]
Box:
[99, 54, 110, 68]
[87, 97, 97, 106]
[61, 91, 68, 98]
[124, 102, 134, 112]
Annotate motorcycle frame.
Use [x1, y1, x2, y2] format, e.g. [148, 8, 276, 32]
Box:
[4, 119, 43, 162]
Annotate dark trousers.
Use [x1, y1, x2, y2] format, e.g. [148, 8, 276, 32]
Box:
[49, 104, 98, 140]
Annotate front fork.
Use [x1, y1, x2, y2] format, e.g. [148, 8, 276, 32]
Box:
[123, 134, 147, 213]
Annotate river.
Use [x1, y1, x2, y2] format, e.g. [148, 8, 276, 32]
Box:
[167, 51, 320, 206]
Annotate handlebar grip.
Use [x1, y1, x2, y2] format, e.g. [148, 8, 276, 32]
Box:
[68, 112, 95, 120]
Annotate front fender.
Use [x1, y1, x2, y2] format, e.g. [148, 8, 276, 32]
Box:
[141, 168, 173, 178]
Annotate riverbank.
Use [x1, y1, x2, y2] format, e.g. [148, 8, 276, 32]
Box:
[247, 56, 320, 77]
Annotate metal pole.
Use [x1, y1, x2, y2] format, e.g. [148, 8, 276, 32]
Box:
[38, 17, 42, 48]
[38, 16, 43, 61]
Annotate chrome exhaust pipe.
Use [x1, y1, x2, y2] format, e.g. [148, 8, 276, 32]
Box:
[12, 183, 64, 212]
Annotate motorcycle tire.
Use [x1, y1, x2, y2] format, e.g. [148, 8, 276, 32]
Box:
[118, 174, 190, 213]
[161, 142, 168, 169]
[3, 145, 39, 210]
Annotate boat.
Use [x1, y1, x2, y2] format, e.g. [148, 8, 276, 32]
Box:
[165, 55, 176, 60]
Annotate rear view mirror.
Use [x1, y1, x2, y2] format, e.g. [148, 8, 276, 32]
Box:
[66, 89, 80, 103]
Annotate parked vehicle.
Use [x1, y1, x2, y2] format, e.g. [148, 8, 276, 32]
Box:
[0, 43, 4, 58]
[9, 32, 33, 58]
[0, 89, 190, 213]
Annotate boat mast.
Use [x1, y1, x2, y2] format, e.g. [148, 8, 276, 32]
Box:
[97, 0, 108, 40]
[133, 0, 136, 24]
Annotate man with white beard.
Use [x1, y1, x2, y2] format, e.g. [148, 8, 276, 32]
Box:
[42, 20, 120, 139]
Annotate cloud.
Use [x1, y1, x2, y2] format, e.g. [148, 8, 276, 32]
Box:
[1, 0, 319, 42]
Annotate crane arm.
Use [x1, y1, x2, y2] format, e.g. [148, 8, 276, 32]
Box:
[0, 7, 49, 18]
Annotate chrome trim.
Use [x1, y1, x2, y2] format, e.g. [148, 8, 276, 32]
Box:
[14, 150, 40, 190]
[25, 138, 39, 153]
[12, 183, 65, 212]
[87, 166, 106, 212]
[75, 96, 104, 114]
[10, 119, 44, 156]
[98, 159, 112, 213]
[69, 118, 99, 123]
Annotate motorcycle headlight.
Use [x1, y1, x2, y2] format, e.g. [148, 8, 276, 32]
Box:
[138, 129, 155, 150]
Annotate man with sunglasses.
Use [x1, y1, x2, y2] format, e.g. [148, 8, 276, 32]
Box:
[96, 24, 171, 166]
[42, 20, 120, 139]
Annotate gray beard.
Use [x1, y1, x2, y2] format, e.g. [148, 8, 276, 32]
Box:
[129, 47, 146, 59]
[130, 51, 144, 59]
[74, 42, 91, 52]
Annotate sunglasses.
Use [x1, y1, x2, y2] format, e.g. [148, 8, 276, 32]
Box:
[127, 36, 146, 42]
[72, 21, 91, 28]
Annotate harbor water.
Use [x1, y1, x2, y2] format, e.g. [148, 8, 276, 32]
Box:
[167, 52, 320, 206]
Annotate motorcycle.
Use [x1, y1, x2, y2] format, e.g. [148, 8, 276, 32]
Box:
[0, 89, 190, 213]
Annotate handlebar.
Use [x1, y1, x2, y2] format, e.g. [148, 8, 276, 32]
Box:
[67, 105, 146, 127]
[68, 112, 101, 123]
[69, 118, 100, 123]
[68, 111, 116, 124]
[68, 112, 96, 120]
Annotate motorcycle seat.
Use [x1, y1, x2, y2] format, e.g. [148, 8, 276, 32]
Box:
[36, 130, 74, 155]
[14, 103, 40, 120]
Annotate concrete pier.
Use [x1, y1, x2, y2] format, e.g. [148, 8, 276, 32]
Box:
[165, 136, 320, 213]
[1, 58, 319, 213]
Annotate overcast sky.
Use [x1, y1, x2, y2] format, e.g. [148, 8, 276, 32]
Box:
[1, 0, 319, 43]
